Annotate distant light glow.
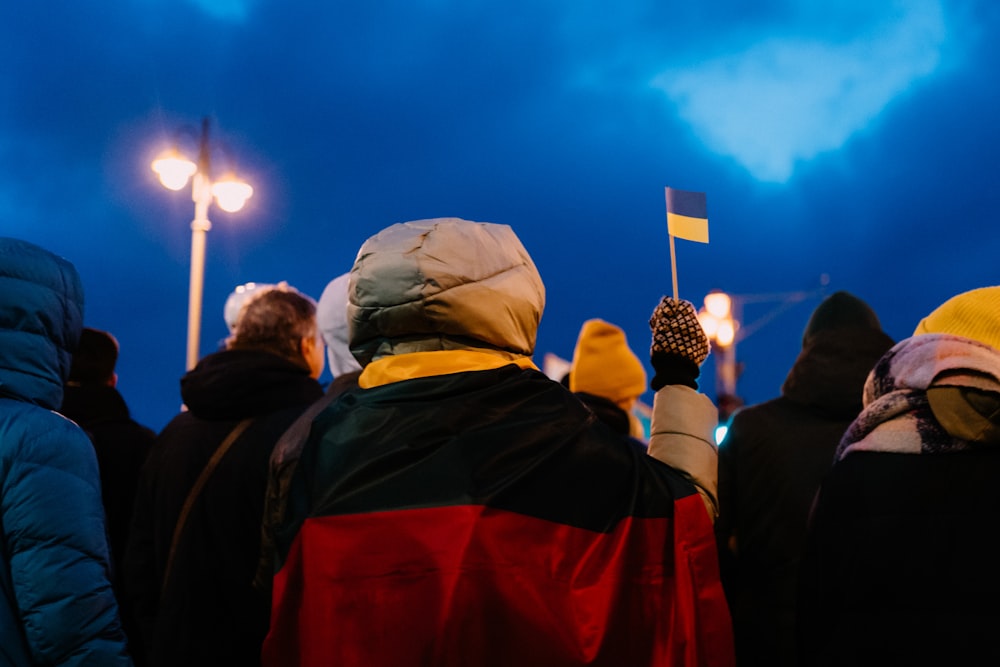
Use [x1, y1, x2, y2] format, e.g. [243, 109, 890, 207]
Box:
[716, 319, 735, 347]
[698, 311, 719, 338]
[704, 292, 731, 319]
[652, 1, 948, 182]
[715, 424, 729, 445]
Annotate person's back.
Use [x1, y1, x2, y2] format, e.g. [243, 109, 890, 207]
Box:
[0, 237, 132, 666]
[715, 291, 893, 666]
[798, 286, 1000, 666]
[124, 286, 324, 667]
[60, 328, 156, 580]
[264, 218, 734, 666]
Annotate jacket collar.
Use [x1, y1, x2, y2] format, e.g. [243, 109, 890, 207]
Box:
[359, 350, 537, 389]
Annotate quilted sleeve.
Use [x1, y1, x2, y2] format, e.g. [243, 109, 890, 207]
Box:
[647, 384, 720, 522]
[2, 409, 132, 666]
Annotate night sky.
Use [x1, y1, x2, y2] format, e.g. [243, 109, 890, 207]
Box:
[4, 0, 998, 432]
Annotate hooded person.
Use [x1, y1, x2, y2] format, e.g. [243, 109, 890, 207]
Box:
[568, 318, 648, 439]
[0, 237, 132, 666]
[714, 291, 894, 667]
[124, 285, 324, 667]
[798, 286, 1000, 667]
[262, 217, 734, 667]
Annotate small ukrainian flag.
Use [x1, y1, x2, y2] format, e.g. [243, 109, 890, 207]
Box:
[665, 187, 709, 243]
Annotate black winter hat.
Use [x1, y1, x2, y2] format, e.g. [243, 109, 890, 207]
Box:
[69, 327, 119, 385]
[802, 291, 882, 346]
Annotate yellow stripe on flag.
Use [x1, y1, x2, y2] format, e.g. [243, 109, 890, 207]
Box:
[667, 212, 709, 243]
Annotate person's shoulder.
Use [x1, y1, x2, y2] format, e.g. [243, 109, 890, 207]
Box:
[725, 396, 798, 435]
[0, 401, 97, 477]
[730, 395, 788, 421]
[87, 416, 157, 451]
[2, 400, 90, 444]
[580, 421, 701, 493]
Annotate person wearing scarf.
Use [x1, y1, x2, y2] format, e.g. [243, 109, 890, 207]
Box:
[797, 286, 1000, 666]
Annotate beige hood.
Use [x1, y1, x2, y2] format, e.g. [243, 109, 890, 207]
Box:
[348, 218, 545, 366]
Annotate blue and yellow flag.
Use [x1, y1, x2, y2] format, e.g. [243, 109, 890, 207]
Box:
[665, 187, 709, 243]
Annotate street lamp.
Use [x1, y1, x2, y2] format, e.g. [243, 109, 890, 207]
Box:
[151, 117, 253, 370]
[697, 290, 740, 400]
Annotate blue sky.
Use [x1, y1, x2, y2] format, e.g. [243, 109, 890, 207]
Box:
[3, 0, 997, 431]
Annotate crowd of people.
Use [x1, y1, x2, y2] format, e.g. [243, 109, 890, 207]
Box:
[0, 220, 997, 667]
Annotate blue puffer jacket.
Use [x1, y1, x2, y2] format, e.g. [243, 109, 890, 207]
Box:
[0, 238, 132, 666]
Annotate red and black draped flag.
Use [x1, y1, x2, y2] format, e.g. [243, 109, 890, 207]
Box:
[264, 365, 734, 666]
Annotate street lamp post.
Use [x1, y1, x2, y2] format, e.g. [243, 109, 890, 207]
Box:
[151, 117, 253, 370]
[697, 291, 739, 399]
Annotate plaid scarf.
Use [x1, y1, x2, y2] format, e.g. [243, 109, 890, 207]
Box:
[836, 334, 1000, 460]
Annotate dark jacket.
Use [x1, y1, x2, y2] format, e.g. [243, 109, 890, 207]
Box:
[575, 391, 633, 436]
[61, 385, 155, 579]
[0, 237, 131, 666]
[124, 349, 322, 667]
[716, 327, 893, 667]
[798, 450, 1000, 666]
[61, 384, 155, 663]
[264, 364, 732, 667]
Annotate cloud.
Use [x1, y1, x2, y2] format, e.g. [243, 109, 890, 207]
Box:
[652, 1, 949, 182]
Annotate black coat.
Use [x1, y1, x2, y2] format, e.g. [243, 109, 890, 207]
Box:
[124, 349, 323, 667]
[60, 385, 155, 580]
[60, 384, 155, 661]
[716, 327, 893, 667]
[797, 450, 1000, 666]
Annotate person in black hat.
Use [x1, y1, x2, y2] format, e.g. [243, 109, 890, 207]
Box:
[714, 291, 895, 667]
[61, 328, 156, 583]
[61, 327, 156, 662]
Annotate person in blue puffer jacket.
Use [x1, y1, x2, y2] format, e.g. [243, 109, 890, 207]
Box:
[0, 237, 132, 666]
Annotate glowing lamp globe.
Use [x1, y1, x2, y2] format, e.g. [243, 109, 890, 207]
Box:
[151, 152, 197, 191]
[704, 291, 731, 319]
[716, 319, 736, 347]
[698, 311, 720, 338]
[212, 178, 254, 212]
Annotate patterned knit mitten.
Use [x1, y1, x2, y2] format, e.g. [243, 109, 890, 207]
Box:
[649, 296, 710, 390]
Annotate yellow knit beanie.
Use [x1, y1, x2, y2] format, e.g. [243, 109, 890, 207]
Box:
[913, 286, 1000, 351]
[569, 319, 647, 409]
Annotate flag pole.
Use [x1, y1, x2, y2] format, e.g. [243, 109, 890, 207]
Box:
[669, 233, 679, 299]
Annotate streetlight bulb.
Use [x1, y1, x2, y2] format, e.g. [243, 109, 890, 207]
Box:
[152, 151, 197, 191]
[212, 178, 254, 213]
[698, 310, 720, 338]
[704, 291, 731, 319]
[716, 319, 735, 347]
